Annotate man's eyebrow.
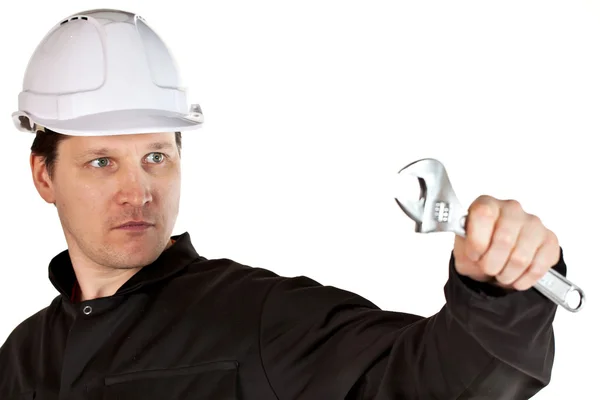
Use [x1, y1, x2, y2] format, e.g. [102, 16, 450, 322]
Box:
[147, 141, 176, 151]
[76, 148, 112, 160]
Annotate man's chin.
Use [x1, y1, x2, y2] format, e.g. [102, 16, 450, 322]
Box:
[108, 230, 166, 266]
[110, 249, 163, 270]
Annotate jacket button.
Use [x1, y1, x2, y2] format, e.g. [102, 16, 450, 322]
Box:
[83, 305, 92, 315]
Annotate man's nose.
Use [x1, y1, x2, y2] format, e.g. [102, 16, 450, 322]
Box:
[115, 165, 153, 207]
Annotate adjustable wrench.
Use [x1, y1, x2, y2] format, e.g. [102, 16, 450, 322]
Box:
[394, 158, 585, 313]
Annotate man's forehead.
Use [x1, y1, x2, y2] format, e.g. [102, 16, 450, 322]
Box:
[79, 131, 173, 142]
[67, 132, 175, 148]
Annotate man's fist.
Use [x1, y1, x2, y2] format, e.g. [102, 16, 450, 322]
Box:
[453, 195, 560, 291]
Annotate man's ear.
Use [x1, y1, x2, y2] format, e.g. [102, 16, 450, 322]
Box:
[30, 153, 56, 204]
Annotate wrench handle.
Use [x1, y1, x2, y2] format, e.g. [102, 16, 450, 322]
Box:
[534, 268, 585, 312]
[457, 214, 585, 312]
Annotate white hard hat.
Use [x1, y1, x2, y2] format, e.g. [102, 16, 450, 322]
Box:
[12, 8, 203, 136]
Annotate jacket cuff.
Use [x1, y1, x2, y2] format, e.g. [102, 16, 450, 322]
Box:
[449, 247, 567, 299]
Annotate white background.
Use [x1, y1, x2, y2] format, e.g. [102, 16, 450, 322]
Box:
[1, 1, 598, 398]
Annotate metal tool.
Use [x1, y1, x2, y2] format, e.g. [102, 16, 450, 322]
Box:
[394, 158, 585, 313]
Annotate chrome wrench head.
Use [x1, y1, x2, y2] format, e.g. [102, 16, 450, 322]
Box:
[394, 158, 585, 313]
[395, 158, 466, 236]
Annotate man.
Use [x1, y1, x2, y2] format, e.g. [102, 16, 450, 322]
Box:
[1, 8, 566, 400]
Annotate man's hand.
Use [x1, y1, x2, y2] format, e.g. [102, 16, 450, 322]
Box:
[453, 195, 560, 291]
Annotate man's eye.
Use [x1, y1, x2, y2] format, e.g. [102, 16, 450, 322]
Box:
[146, 152, 165, 164]
[90, 157, 110, 168]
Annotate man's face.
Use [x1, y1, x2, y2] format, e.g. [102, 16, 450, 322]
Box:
[33, 132, 181, 270]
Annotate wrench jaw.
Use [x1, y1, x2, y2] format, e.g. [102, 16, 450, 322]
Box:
[394, 175, 427, 233]
[396, 158, 467, 236]
[395, 160, 431, 233]
[394, 197, 425, 233]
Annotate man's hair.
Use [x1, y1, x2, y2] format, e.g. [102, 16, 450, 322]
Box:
[30, 128, 182, 179]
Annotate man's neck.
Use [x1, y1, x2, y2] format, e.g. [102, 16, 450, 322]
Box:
[71, 265, 141, 302]
[68, 238, 175, 302]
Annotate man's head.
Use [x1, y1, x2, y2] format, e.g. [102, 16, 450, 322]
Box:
[13, 9, 203, 274]
[30, 128, 183, 270]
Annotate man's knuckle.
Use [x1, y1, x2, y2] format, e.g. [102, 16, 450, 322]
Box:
[494, 271, 512, 284]
[471, 196, 497, 218]
[475, 194, 494, 203]
[510, 251, 530, 268]
[529, 263, 548, 278]
[528, 214, 542, 226]
[546, 230, 558, 245]
[475, 205, 495, 219]
[504, 199, 522, 212]
[493, 230, 515, 247]
[481, 260, 500, 276]
[513, 279, 532, 291]
[469, 237, 488, 254]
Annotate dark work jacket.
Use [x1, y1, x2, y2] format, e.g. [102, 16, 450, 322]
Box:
[0, 232, 565, 399]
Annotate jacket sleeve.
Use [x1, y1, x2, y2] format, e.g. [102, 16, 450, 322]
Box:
[258, 249, 566, 400]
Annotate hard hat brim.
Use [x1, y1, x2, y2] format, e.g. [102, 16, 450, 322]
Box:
[12, 108, 203, 136]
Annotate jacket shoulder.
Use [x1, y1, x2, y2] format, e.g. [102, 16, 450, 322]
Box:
[184, 256, 288, 288]
[0, 295, 60, 352]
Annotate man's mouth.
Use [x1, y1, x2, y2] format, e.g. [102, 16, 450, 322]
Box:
[115, 221, 155, 230]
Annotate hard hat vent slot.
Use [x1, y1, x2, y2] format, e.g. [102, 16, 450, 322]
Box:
[61, 16, 87, 25]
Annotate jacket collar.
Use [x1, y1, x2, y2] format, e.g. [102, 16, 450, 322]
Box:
[48, 232, 203, 301]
